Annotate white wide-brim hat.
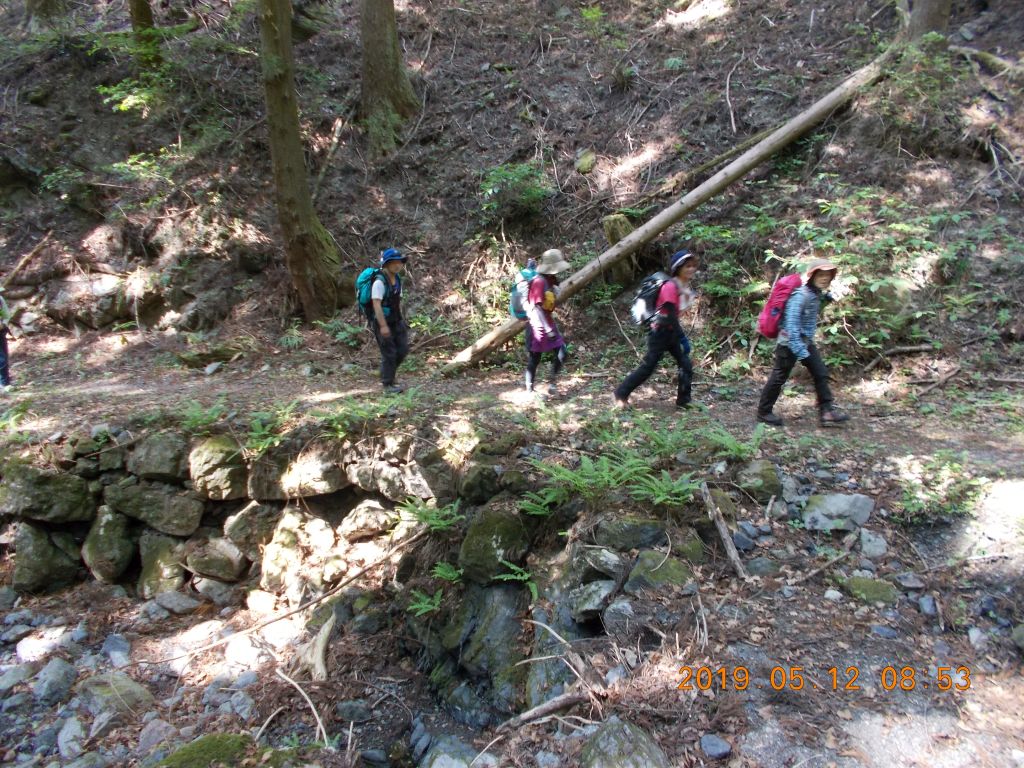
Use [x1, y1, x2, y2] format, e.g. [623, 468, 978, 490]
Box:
[537, 248, 571, 275]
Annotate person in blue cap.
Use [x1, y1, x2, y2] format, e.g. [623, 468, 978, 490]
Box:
[614, 250, 699, 409]
[370, 248, 409, 393]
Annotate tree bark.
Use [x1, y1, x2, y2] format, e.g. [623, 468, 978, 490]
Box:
[906, 0, 952, 40]
[360, 0, 420, 156]
[258, 0, 340, 321]
[128, 0, 162, 67]
[441, 48, 896, 375]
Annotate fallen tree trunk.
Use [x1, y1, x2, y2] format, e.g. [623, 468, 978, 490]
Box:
[441, 48, 895, 375]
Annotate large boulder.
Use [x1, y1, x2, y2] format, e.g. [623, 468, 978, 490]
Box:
[248, 441, 349, 500]
[803, 493, 874, 532]
[0, 461, 96, 523]
[337, 499, 400, 542]
[457, 460, 502, 505]
[82, 506, 135, 583]
[128, 432, 189, 482]
[137, 531, 186, 599]
[623, 551, 693, 596]
[223, 501, 282, 561]
[12, 522, 80, 593]
[76, 671, 154, 718]
[188, 436, 247, 500]
[736, 460, 783, 503]
[185, 534, 248, 582]
[579, 716, 670, 768]
[260, 507, 337, 599]
[593, 516, 667, 550]
[458, 507, 529, 584]
[105, 479, 205, 536]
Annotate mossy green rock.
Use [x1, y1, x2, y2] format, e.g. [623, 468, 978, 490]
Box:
[138, 531, 186, 599]
[579, 716, 670, 768]
[77, 671, 154, 717]
[82, 506, 135, 583]
[0, 461, 96, 523]
[845, 576, 900, 605]
[128, 432, 188, 482]
[185, 535, 247, 581]
[104, 479, 204, 537]
[676, 527, 706, 564]
[12, 522, 80, 593]
[458, 508, 528, 583]
[457, 460, 502, 505]
[593, 516, 666, 550]
[736, 460, 782, 503]
[156, 733, 253, 768]
[624, 550, 693, 595]
[575, 148, 597, 174]
[188, 435, 247, 500]
[710, 488, 737, 521]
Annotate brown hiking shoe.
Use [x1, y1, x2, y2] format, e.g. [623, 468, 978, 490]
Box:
[819, 409, 850, 427]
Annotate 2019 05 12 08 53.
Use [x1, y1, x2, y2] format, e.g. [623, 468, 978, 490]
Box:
[675, 665, 972, 692]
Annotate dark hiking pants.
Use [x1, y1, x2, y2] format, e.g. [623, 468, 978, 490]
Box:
[0, 328, 9, 386]
[757, 343, 833, 415]
[372, 321, 409, 387]
[614, 326, 693, 407]
[525, 344, 567, 390]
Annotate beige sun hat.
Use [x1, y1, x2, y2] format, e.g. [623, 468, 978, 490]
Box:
[536, 248, 571, 275]
[805, 258, 838, 279]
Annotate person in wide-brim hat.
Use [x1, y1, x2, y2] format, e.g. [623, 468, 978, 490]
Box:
[756, 256, 849, 428]
[522, 248, 571, 396]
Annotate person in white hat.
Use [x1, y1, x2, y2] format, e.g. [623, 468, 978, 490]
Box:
[523, 248, 571, 395]
[614, 250, 699, 409]
[756, 258, 850, 427]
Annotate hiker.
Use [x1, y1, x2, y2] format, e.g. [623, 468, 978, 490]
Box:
[368, 248, 409, 394]
[515, 257, 538, 355]
[524, 248, 570, 395]
[614, 250, 699, 410]
[0, 287, 12, 392]
[756, 258, 850, 427]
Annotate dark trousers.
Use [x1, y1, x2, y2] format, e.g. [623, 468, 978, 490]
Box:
[757, 343, 833, 415]
[0, 328, 9, 386]
[372, 320, 409, 387]
[525, 345, 567, 390]
[614, 327, 693, 406]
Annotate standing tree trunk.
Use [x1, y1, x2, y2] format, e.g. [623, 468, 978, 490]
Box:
[906, 0, 952, 39]
[128, 0, 162, 67]
[258, 0, 340, 321]
[360, 0, 420, 156]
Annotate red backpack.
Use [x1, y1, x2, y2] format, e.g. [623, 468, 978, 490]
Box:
[757, 273, 803, 338]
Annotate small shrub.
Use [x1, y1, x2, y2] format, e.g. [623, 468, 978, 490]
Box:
[431, 562, 464, 582]
[180, 399, 228, 435]
[480, 162, 553, 222]
[407, 588, 443, 617]
[401, 498, 465, 533]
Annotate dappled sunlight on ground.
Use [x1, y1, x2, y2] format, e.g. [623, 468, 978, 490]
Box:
[658, 0, 732, 30]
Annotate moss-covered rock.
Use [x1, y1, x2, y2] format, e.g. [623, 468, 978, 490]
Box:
[736, 460, 782, 503]
[579, 716, 670, 768]
[185, 533, 247, 582]
[0, 461, 96, 523]
[624, 550, 693, 596]
[129, 432, 188, 482]
[188, 435, 247, 500]
[12, 522, 80, 593]
[676, 527, 706, 564]
[223, 501, 282, 561]
[138, 531, 186, 599]
[592, 516, 667, 550]
[247, 440, 349, 500]
[844, 576, 900, 605]
[82, 506, 135, 583]
[457, 460, 502, 505]
[458, 507, 529, 583]
[104, 479, 204, 537]
[155, 733, 253, 768]
[77, 671, 154, 717]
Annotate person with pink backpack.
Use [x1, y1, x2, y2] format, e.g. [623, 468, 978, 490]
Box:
[756, 258, 850, 427]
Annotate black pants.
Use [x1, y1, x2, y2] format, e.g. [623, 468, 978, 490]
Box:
[614, 327, 693, 406]
[525, 344, 567, 390]
[372, 320, 409, 387]
[0, 328, 9, 386]
[757, 343, 833, 415]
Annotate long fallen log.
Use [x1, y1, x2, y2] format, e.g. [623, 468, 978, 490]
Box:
[441, 48, 896, 375]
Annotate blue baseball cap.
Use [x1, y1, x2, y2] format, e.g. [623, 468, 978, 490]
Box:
[380, 248, 406, 265]
[669, 250, 696, 274]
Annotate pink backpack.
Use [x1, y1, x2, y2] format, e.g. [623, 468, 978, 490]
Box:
[757, 274, 803, 338]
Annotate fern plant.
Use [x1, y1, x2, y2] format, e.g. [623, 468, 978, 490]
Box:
[494, 559, 538, 602]
[407, 588, 443, 617]
[401, 498, 465, 533]
[702, 424, 766, 462]
[628, 470, 700, 508]
[431, 562, 464, 583]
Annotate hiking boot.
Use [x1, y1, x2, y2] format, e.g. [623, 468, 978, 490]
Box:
[613, 395, 629, 410]
[382, 384, 404, 394]
[819, 408, 850, 427]
[757, 411, 784, 426]
[676, 400, 691, 410]
[546, 383, 558, 396]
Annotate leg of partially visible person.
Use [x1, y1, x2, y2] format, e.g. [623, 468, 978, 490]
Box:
[801, 344, 833, 413]
[547, 344, 567, 392]
[392, 321, 410, 379]
[757, 345, 798, 423]
[374, 325, 399, 388]
[667, 332, 692, 407]
[0, 328, 10, 387]
[614, 328, 668, 404]
[525, 347, 543, 392]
